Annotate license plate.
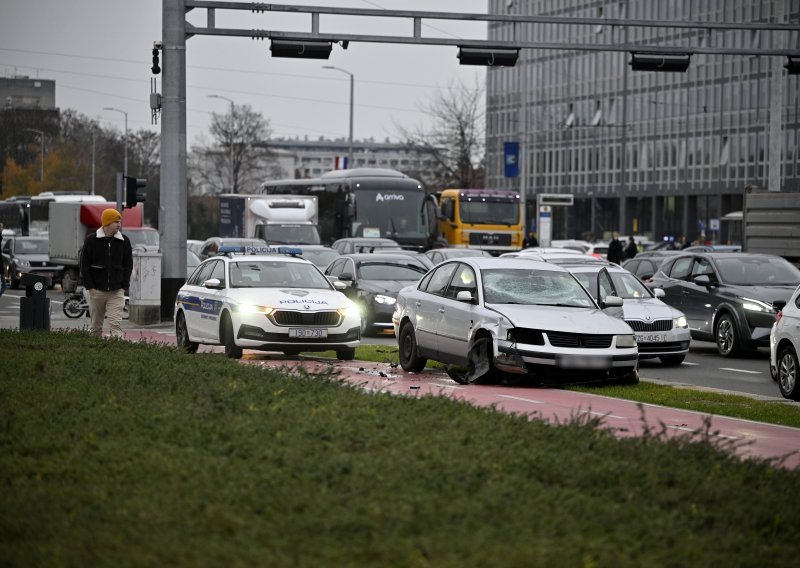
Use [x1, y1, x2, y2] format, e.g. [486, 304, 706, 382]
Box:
[557, 355, 610, 369]
[289, 328, 327, 338]
[635, 333, 668, 343]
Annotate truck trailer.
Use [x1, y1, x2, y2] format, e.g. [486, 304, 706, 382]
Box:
[218, 194, 321, 245]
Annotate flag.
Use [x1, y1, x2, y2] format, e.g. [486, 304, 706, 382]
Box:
[334, 156, 350, 170]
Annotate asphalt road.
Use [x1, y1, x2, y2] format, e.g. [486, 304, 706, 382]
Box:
[0, 286, 788, 402]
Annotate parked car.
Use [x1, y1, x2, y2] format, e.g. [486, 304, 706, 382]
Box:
[331, 237, 402, 255]
[769, 284, 800, 400]
[393, 257, 638, 385]
[683, 244, 742, 253]
[187, 239, 204, 256]
[502, 251, 611, 266]
[173, 246, 361, 360]
[375, 249, 435, 270]
[186, 249, 202, 278]
[648, 252, 800, 356]
[125, 227, 160, 250]
[425, 247, 494, 266]
[622, 251, 683, 281]
[561, 262, 691, 365]
[325, 253, 430, 336]
[198, 237, 267, 260]
[2, 235, 63, 288]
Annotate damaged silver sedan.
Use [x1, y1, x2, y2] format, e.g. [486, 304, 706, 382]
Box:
[392, 257, 639, 385]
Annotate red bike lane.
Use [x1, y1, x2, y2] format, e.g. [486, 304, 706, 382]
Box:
[125, 329, 800, 469]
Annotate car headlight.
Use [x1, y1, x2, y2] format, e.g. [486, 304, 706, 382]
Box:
[616, 334, 636, 348]
[337, 304, 360, 318]
[740, 297, 774, 313]
[374, 294, 396, 305]
[236, 304, 275, 315]
[16, 258, 30, 267]
[674, 315, 688, 328]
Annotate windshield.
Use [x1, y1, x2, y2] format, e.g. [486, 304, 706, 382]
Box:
[460, 199, 519, 225]
[14, 238, 48, 254]
[354, 189, 425, 239]
[255, 224, 321, 245]
[357, 261, 428, 281]
[299, 249, 339, 268]
[481, 268, 595, 307]
[572, 271, 653, 299]
[716, 256, 800, 286]
[229, 260, 332, 289]
[126, 230, 160, 248]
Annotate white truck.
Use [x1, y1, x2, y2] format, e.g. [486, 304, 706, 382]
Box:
[48, 201, 146, 292]
[218, 194, 321, 245]
[742, 186, 800, 265]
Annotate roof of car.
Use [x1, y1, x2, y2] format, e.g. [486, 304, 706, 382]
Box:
[447, 256, 568, 272]
[341, 253, 429, 263]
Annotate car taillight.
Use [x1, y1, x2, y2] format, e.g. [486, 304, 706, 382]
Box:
[776, 311, 783, 324]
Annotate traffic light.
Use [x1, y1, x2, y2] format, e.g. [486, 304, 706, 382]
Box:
[151, 47, 161, 74]
[125, 176, 147, 209]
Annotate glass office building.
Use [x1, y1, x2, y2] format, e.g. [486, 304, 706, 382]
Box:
[485, 0, 800, 244]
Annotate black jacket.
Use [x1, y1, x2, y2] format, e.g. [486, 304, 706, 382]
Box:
[624, 241, 638, 260]
[607, 238, 624, 264]
[80, 230, 133, 291]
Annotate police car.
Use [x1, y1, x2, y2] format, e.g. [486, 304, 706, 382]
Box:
[174, 246, 361, 359]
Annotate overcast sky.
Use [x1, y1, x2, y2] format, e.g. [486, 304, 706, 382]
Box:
[1, 0, 489, 146]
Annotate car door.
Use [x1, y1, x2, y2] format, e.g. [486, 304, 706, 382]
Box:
[681, 256, 718, 334]
[657, 256, 693, 311]
[198, 259, 228, 341]
[437, 263, 479, 361]
[415, 262, 459, 357]
[180, 260, 215, 337]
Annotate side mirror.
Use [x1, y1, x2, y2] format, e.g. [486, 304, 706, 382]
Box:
[773, 300, 787, 312]
[333, 280, 347, 291]
[203, 278, 223, 289]
[693, 274, 712, 287]
[600, 295, 623, 308]
[456, 290, 474, 303]
[653, 288, 666, 298]
[339, 272, 354, 282]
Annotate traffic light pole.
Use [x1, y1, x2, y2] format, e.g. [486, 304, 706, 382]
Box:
[160, 0, 188, 320]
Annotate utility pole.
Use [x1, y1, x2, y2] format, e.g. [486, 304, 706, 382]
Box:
[103, 107, 128, 176]
[323, 66, 354, 168]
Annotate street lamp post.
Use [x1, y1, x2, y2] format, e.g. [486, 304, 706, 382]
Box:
[103, 107, 128, 176]
[208, 94, 235, 193]
[23, 128, 45, 182]
[322, 66, 354, 168]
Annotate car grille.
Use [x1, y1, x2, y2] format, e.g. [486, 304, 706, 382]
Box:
[625, 319, 673, 332]
[271, 310, 341, 326]
[546, 331, 613, 348]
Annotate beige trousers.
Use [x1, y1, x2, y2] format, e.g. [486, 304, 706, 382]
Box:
[88, 288, 125, 338]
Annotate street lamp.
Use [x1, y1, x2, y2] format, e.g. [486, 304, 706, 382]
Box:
[208, 94, 236, 193]
[322, 66, 354, 168]
[103, 107, 128, 176]
[23, 128, 44, 181]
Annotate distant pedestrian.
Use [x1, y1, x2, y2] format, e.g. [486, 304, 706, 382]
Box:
[607, 233, 624, 265]
[522, 231, 538, 249]
[624, 236, 638, 260]
[80, 208, 132, 338]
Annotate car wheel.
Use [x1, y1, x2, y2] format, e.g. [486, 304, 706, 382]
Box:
[336, 347, 356, 361]
[715, 313, 740, 357]
[446, 336, 495, 385]
[175, 311, 199, 354]
[777, 345, 800, 401]
[283, 349, 301, 357]
[659, 354, 685, 366]
[221, 313, 242, 359]
[10, 267, 19, 289]
[398, 322, 427, 372]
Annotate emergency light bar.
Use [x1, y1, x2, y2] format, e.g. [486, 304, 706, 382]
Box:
[218, 245, 304, 257]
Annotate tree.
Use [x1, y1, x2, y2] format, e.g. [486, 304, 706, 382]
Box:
[395, 79, 485, 190]
[189, 104, 285, 195]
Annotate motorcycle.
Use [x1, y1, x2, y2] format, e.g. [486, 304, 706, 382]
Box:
[62, 287, 129, 320]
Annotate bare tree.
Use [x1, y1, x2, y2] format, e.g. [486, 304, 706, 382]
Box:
[189, 104, 284, 195]
[396, 79, 485, 189]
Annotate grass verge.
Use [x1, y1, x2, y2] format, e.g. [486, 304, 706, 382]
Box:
[2, 329, 800, 566]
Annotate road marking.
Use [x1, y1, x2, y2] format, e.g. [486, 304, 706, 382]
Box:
[431, 382, 463, 390]
[681, 361, 699, 366]
[497, 394, 543, 404]
[719, 367, 762, 375]
[582, 410, 627, 420]
[668, 425, 739, 440]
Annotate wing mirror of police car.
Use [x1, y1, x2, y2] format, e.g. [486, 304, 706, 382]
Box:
[333, 280, 347, 291]
[600, 295, 623, 308]
[203, 278, 223, 289]
[653, 288, 666, 298]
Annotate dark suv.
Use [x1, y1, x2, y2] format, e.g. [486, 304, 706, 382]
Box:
[648, 252, 800, 356]
[2, 235, 63, 288]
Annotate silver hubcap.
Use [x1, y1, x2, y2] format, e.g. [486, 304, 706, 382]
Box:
[779, 352, 797, 394]
[717, 319, 733, 353]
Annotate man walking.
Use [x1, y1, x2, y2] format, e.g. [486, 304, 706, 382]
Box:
[606, 232, 624, 265]
[80, 208, 132, 338]
[624, 236, 638, 260]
